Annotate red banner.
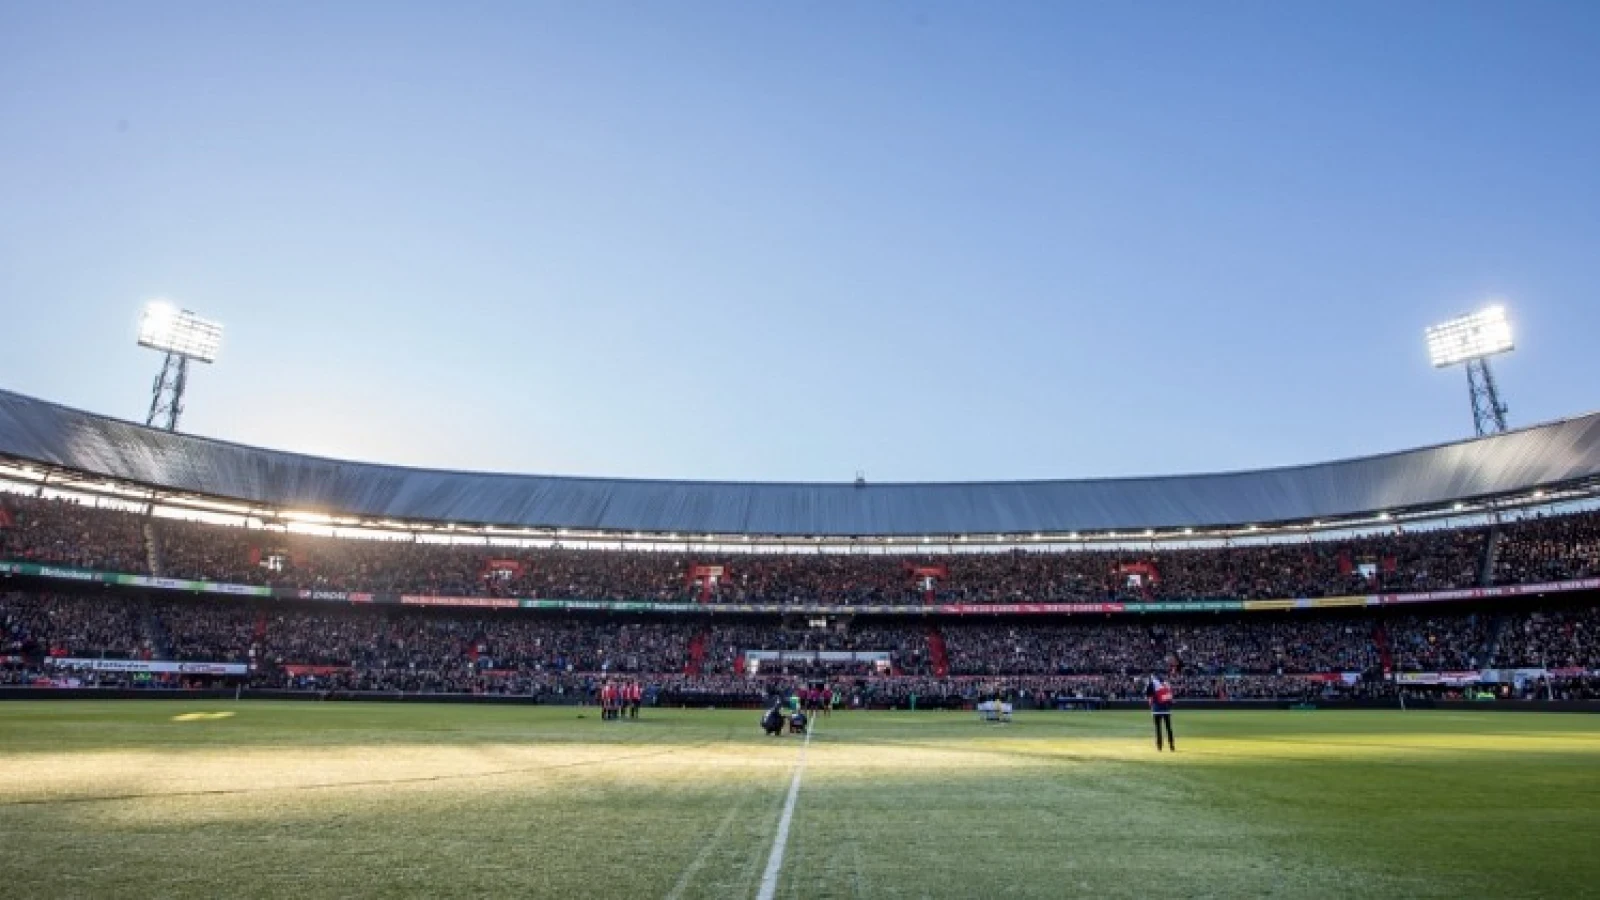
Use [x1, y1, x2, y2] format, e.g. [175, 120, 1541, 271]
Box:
[1115, 561, 1161, 583]
[483, 558, 526, 577]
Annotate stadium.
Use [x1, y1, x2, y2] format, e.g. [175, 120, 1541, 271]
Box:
[7, 6, 1600, 900]
[3, 385, 1599, 897]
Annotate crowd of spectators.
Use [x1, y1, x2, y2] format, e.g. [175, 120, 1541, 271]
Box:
[941, 618, 1380, 677]
[1494, 512, 1600, 585]
[7, 590, 1594, 684]
[0, 592, 153, 660]
[0, 494, 147, 573]
[1493, 606, 1600, 669]
[1384, 613, 1490, 672]
[8, 494, 1600, 607]
[4, 493, 1600, 701]
[3, 586, 1597, 700]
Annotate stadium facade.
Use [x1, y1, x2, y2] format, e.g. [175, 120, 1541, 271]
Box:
[1, 388, 1599, 541]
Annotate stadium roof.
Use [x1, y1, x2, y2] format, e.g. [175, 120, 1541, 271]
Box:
[1, 388, 1599, 537]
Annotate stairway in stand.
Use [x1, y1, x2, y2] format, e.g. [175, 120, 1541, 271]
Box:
[684, 629, 708, 675]
[1372, 622, 1393, 676]
[927, 626, 950, 677]
[142, 519, 165, 576]
[1479, 525, 1503, 587]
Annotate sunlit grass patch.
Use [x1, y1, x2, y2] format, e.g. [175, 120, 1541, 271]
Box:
[170, 711, 236, 722]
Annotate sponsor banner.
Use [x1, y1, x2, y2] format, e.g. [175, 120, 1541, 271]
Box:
[1477, 668, 1548, 685]
[1309, 595, 1369, 609]
[941, 603, 1128, 614]
[1294, 672, 1363, 684]
[1375, 579, 1600, 606]
[271, 588, 381, 603]
[139, 576, 206, 591]
[1125, 601, 1240, 613]
[208, 582, 271, 597]
[745, 651, 890, 662]
[1242, 596, 1368, 612]
[112, 573, 272, 597]
[1395, 670, 1481, 686]
[45, 657, 249, 675]
[401, 595, 520, 608]
[36, 565, 99, 582]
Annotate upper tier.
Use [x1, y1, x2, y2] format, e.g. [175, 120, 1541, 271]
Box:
[2, 388, 1598, 536]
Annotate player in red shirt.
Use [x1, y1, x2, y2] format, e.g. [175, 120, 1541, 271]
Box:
[1146, 675, 1176, 751]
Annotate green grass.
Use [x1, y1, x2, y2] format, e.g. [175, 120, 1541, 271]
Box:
[0, 703, 1597, 898]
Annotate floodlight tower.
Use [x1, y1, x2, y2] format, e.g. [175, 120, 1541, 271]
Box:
[1426, 305, 1513, 437]
[137, 301, 223, 432]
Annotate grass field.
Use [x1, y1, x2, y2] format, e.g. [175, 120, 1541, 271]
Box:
[1, 703, 1597, 899]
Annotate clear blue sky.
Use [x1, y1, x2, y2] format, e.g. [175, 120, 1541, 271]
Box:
[2, 2, 1597, 482]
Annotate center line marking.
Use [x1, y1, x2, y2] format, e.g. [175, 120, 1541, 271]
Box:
[756, 722, 814, 900]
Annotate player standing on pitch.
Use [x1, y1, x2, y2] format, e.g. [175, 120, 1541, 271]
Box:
[1146, 674, 1176, 752]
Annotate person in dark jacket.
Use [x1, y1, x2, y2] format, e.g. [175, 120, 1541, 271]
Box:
[761, 703, 785, 736]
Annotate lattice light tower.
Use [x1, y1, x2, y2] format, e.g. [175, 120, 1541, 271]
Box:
[1426, 305, 1513, 437]
[137, 301, 223, 432]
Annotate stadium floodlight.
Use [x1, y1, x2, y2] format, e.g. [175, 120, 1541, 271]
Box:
[1425, 305, 1513, 368]
[1425, 305, 1513, 436]
[138, 301, 223, 363]
[137, 300, 223, 433]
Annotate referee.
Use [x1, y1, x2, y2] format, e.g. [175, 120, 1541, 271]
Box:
[1146, 675, 1176, 752]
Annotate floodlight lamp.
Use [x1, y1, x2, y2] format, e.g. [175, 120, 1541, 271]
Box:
[138, 300, 223, 363]
[1426, 306, 1513, 368]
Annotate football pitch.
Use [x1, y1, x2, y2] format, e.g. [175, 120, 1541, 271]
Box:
[1, 703, 1597, 899]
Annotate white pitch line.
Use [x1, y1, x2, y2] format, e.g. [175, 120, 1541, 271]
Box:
[665, 799, 744, 900]
[756, 724, 814, 900]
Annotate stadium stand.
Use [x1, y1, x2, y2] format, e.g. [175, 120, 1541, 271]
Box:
[3, 492, 1594, 605]
[2, 388, 1599, 705]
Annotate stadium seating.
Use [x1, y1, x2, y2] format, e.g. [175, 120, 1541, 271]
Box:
[7, 494, 1599, 606]
[3, 495, 1598, 701]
